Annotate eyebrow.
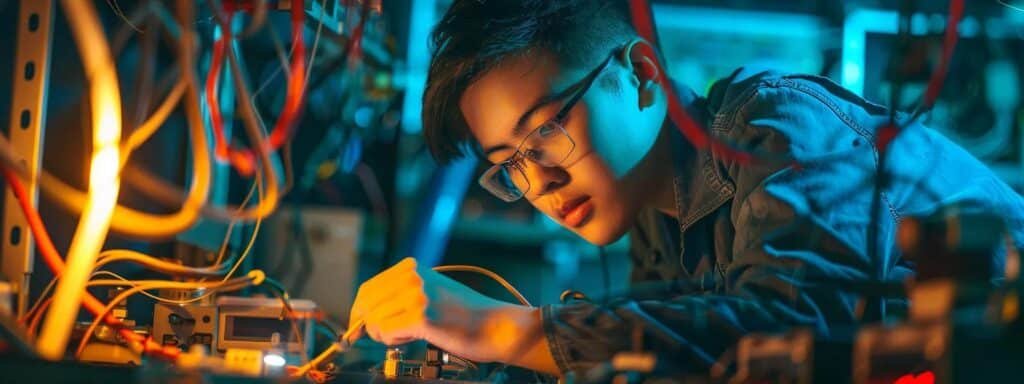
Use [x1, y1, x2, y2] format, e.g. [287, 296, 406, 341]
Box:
[481, 83, 584, 158]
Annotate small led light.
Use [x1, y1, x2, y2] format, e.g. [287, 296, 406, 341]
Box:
[263, 353, 286, 368]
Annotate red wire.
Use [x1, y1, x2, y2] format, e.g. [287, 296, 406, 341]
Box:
[205, 6, 260, 176]
[0, 167, 180, 360]
[628, 0, 756, 166]
[207, 32, 230, 162]
[628, 0, 962, 165]
[922, 0, 964, 109]
[878, 0, 963, 151]
[264, 0, 307, 150]
[27, 297, 52, 336]
[214, 0, 306, 177]
[345, 1, 369, 67]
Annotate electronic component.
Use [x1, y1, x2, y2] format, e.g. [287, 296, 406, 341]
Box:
[853, 322, 948, 384]
[152, 300, 217, 352]
[215, 296, 316, 359]
[152, 294, 317, 365]
[368, 345, 481, 381]
[732, 330, 814, 384]
[75, 321, 146, 366]
[223, 348, 265, 376]
[383, 347, 402, 379]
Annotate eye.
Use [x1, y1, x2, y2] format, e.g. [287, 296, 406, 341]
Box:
[522, 147, 545, 161]
[504, 152, 528, 170]
[537, 123, 559, 137]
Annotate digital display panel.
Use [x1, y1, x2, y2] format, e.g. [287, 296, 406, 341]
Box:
[225, 316, 295, 342]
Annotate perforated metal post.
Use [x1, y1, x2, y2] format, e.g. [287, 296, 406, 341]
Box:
[2, 0, 54, 317]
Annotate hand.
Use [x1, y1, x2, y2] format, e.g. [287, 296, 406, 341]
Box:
[347, 257, 541, 364]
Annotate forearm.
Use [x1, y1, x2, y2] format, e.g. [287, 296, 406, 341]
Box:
[481, 304, 559, 375]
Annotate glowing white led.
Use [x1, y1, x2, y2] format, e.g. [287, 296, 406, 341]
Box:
[263, 353, 286, 368]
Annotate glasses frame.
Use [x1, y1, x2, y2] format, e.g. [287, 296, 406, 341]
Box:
[478, 49, 621, 202]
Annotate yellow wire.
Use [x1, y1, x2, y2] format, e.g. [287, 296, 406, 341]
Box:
[93, 250, 226, 277]
[22, 275, 60, 324]
[38, 0, 125, 360]
[292, 341, 343, 377]
[0, 0, 214, 241]
[24, 270, 126, 324]
[85, 271, 235, 306]
[219, 173, 264, 283]
[432, 265, 531, 306]
[74, 273, 259, 358]
[210, 172, 261, 269]
[100, 28, 284, 224]
[89, 170, 261, 276]
[89, 163, 261, 280]
[22, 172, 260, 325]
[119, 78, 189, 167]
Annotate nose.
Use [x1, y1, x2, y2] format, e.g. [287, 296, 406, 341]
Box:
[523, 162, 570, 197]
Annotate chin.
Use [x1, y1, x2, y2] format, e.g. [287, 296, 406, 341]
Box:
[575, 218, 631, 246]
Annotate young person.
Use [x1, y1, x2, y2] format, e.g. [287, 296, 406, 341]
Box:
[347, 0, 1024, 376]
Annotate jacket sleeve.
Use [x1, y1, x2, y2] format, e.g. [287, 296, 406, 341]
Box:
[540, 71, 903, 375]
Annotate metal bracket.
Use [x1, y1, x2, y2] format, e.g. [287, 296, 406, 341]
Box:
[2, 0, 54, 317]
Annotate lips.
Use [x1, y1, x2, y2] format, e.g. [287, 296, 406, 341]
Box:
[558, 196, 593, 228]
[558, 196, 589, 218]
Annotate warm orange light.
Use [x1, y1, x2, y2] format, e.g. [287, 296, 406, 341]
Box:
[36, 1, 122, 360]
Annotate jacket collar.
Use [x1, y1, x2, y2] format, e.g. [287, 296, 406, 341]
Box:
[668, 84, 736, 234]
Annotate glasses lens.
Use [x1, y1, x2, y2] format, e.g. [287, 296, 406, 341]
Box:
[524, 122, 575, 167]
[479, 164, 529, 202]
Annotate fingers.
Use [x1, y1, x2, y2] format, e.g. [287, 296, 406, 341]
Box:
[355, 273, 424, 316]
[360, 289, 429, 344]
[355, 258, 417, 299]
[364, 293, 427, 325]
[349, 257, 430, 346]
[350, 257, 421, 321]
[364, 309, 428, 346]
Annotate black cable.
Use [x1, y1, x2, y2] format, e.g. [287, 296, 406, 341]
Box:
[315, 320, 338, 339]
[865, 0, 918, 323]
[271, 203, 314, 295]
[617, 302, 716, 368]
[304, 1, 377, 89]
[599, 247, 610, 305]
[589, 267, 907, 305]
[263, 277, 297, 322]
[262, 278, 307, 359]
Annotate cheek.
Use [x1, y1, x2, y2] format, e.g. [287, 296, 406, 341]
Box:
[566, 158, 618, 203]
[562, 155, 641, 244]
[579, 97, 659, 179]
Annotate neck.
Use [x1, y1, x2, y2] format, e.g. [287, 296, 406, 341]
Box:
[648, 120, 680, 218]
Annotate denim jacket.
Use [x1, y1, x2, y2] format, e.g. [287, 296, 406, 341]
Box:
[540, 68, 1024, 375]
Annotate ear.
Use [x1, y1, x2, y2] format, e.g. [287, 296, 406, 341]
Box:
[622, 39, 661, 111]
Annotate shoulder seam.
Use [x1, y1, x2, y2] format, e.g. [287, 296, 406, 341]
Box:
[711, 78, 902, 223]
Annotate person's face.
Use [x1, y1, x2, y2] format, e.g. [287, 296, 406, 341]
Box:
[460, 47, 668, 245]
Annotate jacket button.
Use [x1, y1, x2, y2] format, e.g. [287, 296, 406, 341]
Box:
[649, 249, 662, 263]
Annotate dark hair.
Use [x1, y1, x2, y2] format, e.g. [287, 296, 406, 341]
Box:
[421, 0, 636, 164]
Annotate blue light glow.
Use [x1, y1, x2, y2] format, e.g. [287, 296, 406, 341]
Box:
[651, 5, 823, 39]
[842, 9, 899, 96]
[430, 195, 458, 235]
[400, 0, 436, 134]
[842, 9, 992, 96]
